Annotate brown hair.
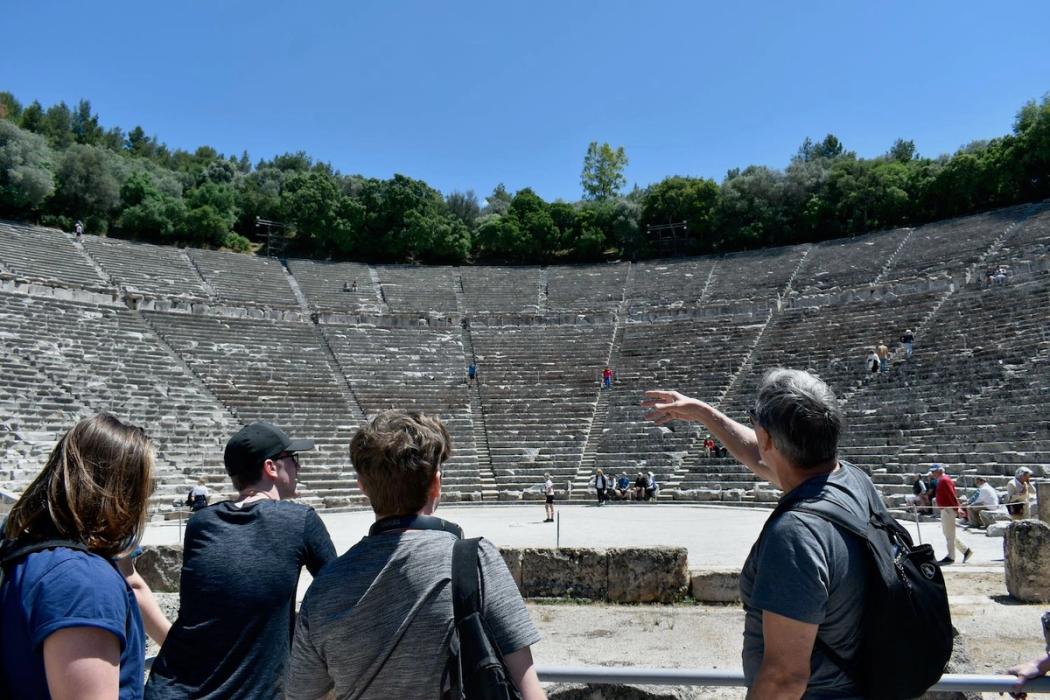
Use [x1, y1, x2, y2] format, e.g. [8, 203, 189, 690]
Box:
[350, 409, 451, 516]
[4, 413, 155, 557]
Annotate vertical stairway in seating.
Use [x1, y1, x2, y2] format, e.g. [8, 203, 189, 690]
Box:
[572, 263, 632, 495]
[454, 270, 498, 500]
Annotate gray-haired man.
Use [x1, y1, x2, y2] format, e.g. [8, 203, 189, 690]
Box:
[643, 368, 875, 699]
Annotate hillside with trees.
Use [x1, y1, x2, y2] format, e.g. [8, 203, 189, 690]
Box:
[1, 91, 1047, 263]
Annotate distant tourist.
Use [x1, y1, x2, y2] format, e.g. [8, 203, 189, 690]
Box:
[73, 219, 83, 241]
[343, 281, 351, 292]
[642, 369, 888, 697]
[901, 328, 915, 358]
[601, 365, 614, 390]
[0, 414, 153, 699]
[145, 422, 336, 699]
[615, 472, 632, 499]
[185, 480, 210, 512]
[633, 472, 647, 500]
[905, 472, 930, 512]
[965, 476, 999, 527]
[644, 471, 659, 501]
[467, 361, 477, 387]
[703, 434, 716, 457]
[593, 468, 610, 505]
[994, 265, 1009, 285]
[284, 410, 544, 700]
[876, 341, 890, 372]
[928, 464, 972, 565]
[1006, 467, 1034, 519]
[866, 349, 880, 374]
[544, 472, 555, 522]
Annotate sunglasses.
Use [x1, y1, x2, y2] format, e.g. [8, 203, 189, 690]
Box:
[272, 452, 301, 467]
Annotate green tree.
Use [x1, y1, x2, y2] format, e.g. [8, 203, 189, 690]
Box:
[54, 144, 122, 221]
[483, 183, 512, 215]
[446, 190, 480, 228]
[641, 176, 720, 252]
[0, 120, 55, 214]
[18, 101, 45, 134]
[117, 172, 186, 240]
[72, 100, 103, 145]
[887, 138, 917, 163]
[581, 141, 628, 200]
[42, 102, 75, 149]
[0, 92, 22, 121]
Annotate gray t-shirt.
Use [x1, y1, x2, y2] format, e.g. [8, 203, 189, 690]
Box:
[739, 464, 872, 699]
[286, 529, 540, 700]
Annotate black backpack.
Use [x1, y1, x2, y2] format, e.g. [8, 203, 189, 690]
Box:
[763, 463, 953, 699]
[443, 537, 523, 700]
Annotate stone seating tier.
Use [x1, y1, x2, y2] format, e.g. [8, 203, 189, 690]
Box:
[0, 223, 108, 289]
[547, 263, 628, 311]
[285, 258, 380, 313]
[459, 266, 542, 313]
[794, 228, 911, 294]
[375, 265, 457, 313]
[188, 248, 300, 308]
[83, 237, 209, 299]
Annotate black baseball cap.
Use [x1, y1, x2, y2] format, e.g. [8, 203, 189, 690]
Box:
[224, 422, 314, 478]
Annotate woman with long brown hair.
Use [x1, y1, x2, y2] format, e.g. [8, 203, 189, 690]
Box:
[0, 413, 155, 700]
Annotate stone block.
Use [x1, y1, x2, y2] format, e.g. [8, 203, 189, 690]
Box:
[1004, 520, 1050, 602]
[522, 548, 608, 599]
[689, 569, 741, 603]
[499, 547, 523, 593]
[137, 545, 183, 593]
[1038, 482, 1050, 524]
[986, 522, 1009, 538]
[607, 547, 689, 603]
[498, 490, 523, 501]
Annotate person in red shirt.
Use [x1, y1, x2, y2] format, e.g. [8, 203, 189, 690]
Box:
[929, 464, 973, 564]
[703, 435, 716, 457]
[601, 366, 614, 390]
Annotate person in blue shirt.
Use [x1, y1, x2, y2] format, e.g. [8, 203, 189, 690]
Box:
[1, 413, 155, 700]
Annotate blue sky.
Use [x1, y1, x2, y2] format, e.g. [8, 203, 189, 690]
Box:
[4, 1, 1049, 202]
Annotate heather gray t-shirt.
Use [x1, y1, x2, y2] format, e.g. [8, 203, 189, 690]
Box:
[740, 464, 872, 699]
[286, 529, 540, 700]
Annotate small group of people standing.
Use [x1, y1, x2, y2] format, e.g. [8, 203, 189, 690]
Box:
[865, 329, 915, 374]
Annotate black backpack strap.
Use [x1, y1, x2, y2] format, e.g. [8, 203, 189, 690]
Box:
[0, 538, 89, 568]
[452, 537, 483, 622]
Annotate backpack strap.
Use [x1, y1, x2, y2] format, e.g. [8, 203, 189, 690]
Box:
[451, 538, 483, 622]
[0, 538, 89, 568]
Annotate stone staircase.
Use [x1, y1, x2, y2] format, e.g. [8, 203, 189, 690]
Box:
[460, 322, 498, 500]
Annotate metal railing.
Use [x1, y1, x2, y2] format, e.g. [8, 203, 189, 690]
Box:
[140, 659, 1050, 693]
[534, 665, 1050, 694]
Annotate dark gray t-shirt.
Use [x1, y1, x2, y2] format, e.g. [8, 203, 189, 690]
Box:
[286, 529, 540, 700]
[145, 500, 336, 700]
[740, 464, 872, 699]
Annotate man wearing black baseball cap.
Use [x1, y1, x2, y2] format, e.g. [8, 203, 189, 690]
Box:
[145, 422, 336, 700]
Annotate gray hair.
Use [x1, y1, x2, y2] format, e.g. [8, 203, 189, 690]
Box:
[752, 368, 844, 469]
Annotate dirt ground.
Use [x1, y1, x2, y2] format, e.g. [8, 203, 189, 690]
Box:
[527, 569, 1048, 698]
[150, 568, 1048, 698]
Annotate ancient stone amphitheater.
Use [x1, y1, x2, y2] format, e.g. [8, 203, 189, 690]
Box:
[1, 201, 1048, 517]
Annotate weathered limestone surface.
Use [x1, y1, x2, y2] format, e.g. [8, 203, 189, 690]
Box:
[1004, 520, 1050, 602]
[1037, 482, 1050, 524]
[522, 548, 608, 599]
[138, 545, 184, 593]
[607, 548, 688, 604]
[689, 569, 741, 604]
[501, 547, 523, 589]
[142, 543, 690, 603]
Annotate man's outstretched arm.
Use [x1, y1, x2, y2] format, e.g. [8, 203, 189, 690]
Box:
[641, 390, 778, 486]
